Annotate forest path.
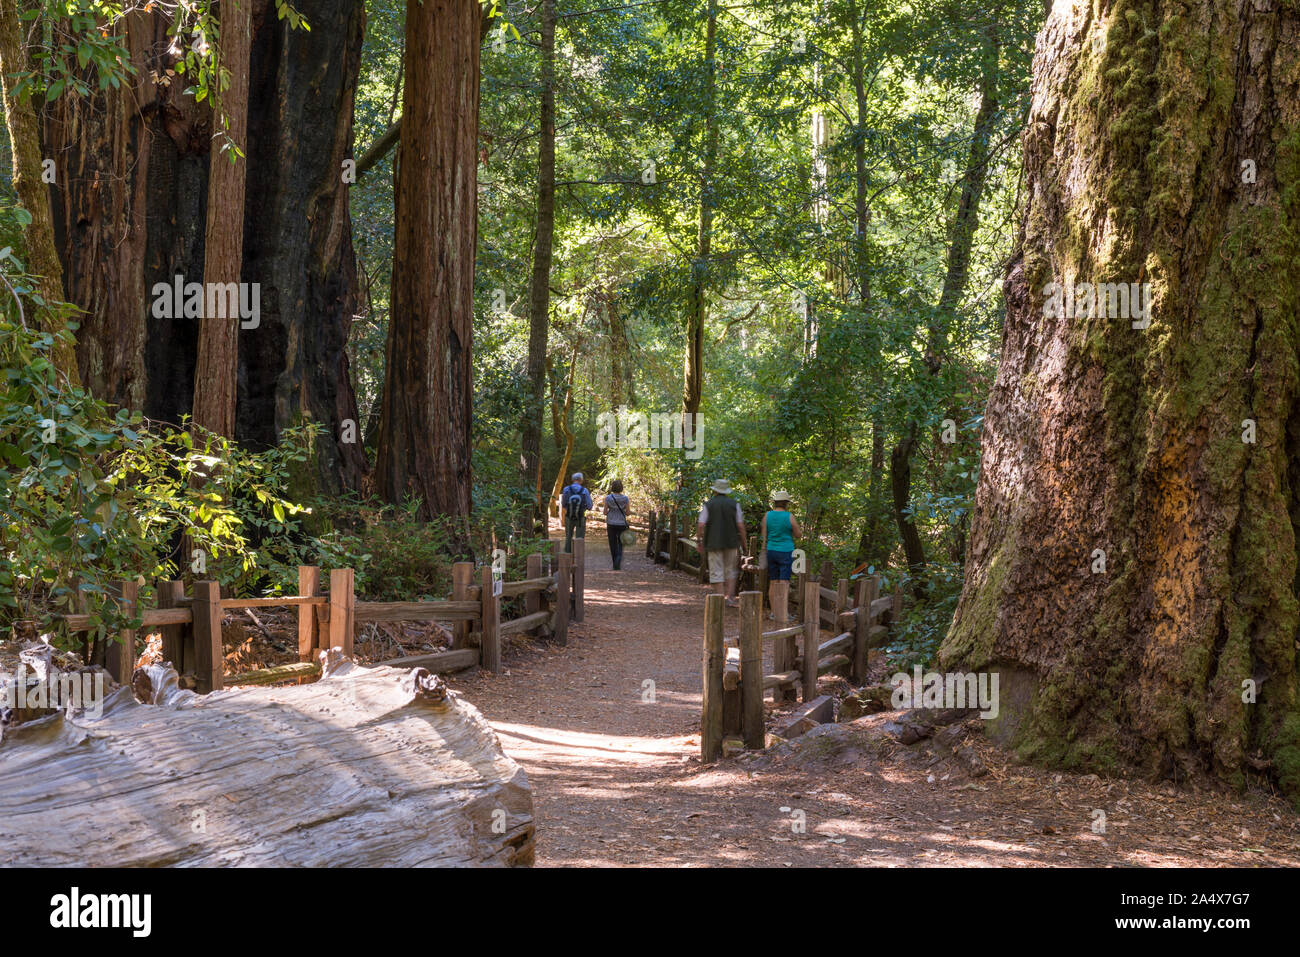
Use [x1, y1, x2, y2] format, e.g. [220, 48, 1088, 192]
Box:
[450, 528, 1300, 867]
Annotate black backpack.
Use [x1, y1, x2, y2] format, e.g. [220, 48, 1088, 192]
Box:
[565, 488, 586, 521]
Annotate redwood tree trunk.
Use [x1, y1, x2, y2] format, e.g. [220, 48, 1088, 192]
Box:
[375, 0, 479, 522]
[193, 0, 252, 438]
[43, 1, 368, 493]
[239, 0, 369, 493]
[942, 0, 1300, 804]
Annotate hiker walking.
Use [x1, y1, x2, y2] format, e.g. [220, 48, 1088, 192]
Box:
[560, 472, 593, 553]
[697, 479, 747, 607]
[602, 479, 632, 571]
[761, 490, 801, 623]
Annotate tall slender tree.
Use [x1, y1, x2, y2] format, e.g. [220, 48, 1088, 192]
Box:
[193, 0, 252, 437]
[520, 0, 556, 531]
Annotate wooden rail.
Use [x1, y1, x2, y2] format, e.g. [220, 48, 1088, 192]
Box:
[51, 544, 587, 694]
[700, 572, 902, 761]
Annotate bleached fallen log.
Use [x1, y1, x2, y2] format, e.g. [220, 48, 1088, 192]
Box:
[0, 660, 533, 867]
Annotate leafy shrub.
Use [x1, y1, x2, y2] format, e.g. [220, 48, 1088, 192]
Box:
[0, 252, 316, 649]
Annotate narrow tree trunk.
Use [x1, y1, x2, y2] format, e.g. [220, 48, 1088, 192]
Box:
[943, 1, 1300, 804]
[0, 0, 79, 382]
[193, 0, 252, 438]
[548, 344, 578, 516]
[682, 0, 716, 417]
[520, 0, 555, 533]
[375, 0, 480, 523]
[889, 40, 1000, 593]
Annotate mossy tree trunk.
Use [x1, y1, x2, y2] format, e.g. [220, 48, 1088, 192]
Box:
[942, 0, 1300, 803]
[0, 0, 79, 383]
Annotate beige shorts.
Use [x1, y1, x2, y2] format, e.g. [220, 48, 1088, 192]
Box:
[707, 548, 739, 584]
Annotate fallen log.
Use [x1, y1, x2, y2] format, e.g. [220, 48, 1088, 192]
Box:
[0, 661, 533, 867]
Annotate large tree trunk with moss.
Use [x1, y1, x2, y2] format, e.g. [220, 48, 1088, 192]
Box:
[942, 0, 1300, 804]
[375, 0, 478, 524]
[0, 0, 78, 382]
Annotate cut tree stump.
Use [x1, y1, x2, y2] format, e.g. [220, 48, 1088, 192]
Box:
[0, 660, 534, 867]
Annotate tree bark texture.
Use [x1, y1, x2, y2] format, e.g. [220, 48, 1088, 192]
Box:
[942, 0, 1300, 803]
[375, 0, 480, 521]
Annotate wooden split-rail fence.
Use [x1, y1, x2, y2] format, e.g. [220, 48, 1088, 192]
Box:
[54, 545, 586, 694]
[699, 572, 902, 761]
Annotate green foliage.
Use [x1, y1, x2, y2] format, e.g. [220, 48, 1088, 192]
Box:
[0, 245, 318, 649]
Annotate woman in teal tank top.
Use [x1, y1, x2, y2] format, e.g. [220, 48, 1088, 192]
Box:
[762, 491, 801, 623]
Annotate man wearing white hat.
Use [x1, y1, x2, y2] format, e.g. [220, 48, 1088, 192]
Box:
[697, 479, 747, 606]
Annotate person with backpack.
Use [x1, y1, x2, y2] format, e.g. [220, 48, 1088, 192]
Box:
[560, 472, 593, 553]
[761, 490, 801, 623]
[601, 479, 632, 571]
[696, 479, 747, 607]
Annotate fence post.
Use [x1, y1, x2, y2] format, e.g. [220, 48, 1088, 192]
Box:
[853, 577, 874, 683]
[891, 580, 904, 622]
[109, 579, 139, 685]
[756, 546, 769, 616]
[157, 578, 186, 672]
[554, 551, 571, 645]
[668, 511, 679, 570]
[837, 577, 850, 621]
[572, 537, 585, 623]
[191, 580, 224, 694]
[479, 564, 501, 672]
[296, 566, 320, 662]
[793, 570, 805, 618]
[328, 568, 355, 658]
[739, 591, 763, 749]
[801, 578, 819, 702]
[525, 552, 543, 624]
[451, 561, 474, 649]
[646, 509, 657, 559]
[820, 559, 834, 589]
[702, 593, 724, 762]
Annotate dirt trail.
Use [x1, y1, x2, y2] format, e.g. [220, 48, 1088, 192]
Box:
[452, 531, 1300, 867]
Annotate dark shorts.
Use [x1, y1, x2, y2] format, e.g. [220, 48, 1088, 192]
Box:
[767, 550, 793, 581]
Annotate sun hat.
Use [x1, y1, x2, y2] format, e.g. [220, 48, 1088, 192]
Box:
[711, 479, 731, 494]
[770, 489, 791, 503]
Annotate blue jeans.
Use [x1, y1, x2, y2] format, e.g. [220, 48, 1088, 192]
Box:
[767, 550, 793, 581]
